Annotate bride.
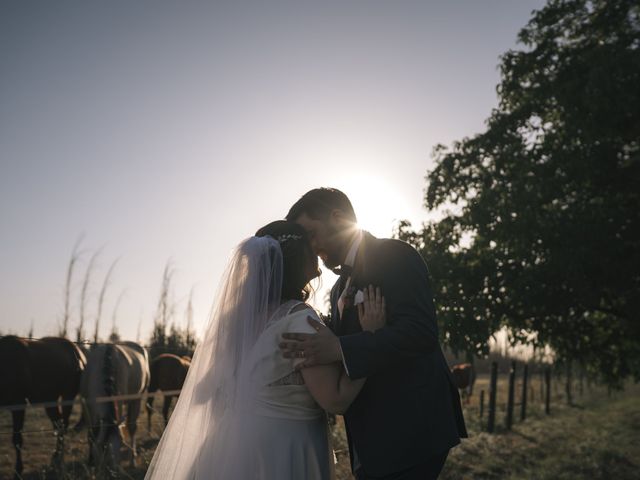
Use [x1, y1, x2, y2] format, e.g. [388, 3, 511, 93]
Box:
[145, 220, 385, 479]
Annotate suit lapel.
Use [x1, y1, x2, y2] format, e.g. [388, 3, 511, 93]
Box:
[329, 279, 342, 334]
[336, 231, 377, 335]
[350, 232, 369, 289]
[327, 231, 379, 336]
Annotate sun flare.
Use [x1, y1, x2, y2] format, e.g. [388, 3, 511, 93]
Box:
[336, 174, 411, 238]
[307, 174, 413, 313]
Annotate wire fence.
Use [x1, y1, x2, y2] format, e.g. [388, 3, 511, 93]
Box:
[0, 335, 195, 357]
[0, 334, 192, 351]
[0, 390, 183, 413]
[0, 390, 183, 437]
[0, 398, 175, 480]
[0, 335, 189, 435]
[0, 335, 191, 401]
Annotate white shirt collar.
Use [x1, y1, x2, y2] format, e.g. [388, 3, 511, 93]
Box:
[342, 229, 363, 268]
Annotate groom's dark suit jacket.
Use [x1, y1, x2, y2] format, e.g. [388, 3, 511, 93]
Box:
[330, 231, 467, 477]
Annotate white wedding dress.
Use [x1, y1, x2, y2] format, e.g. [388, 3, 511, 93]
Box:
[218, 300, 335, 479]
[145, 237, 334, 480]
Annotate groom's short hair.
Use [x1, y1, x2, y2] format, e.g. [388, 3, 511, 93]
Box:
[286, 188, 357, 223]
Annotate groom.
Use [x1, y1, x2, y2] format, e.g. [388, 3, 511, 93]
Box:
[280, 188, 467, 480]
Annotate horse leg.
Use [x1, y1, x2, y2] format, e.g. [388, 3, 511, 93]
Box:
[54, 395, 75, 468]
[72, 414, 86, 432]
[87, 421, 95, 466]
[146, 394, 154, 434]
[87, 412, 105, 468]
[11, 408, 25, 479]
[163, 395, 172, 427]
[108, 400, 123, 472]
[126, 399, 142, 467]
[45, 404, 66, 468]
[107, 427, 123, 475]
[61, 398, 74, 431]
[83, 401, 98, 467]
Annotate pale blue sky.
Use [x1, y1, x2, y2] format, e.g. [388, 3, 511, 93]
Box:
[0, 0, 545, 341]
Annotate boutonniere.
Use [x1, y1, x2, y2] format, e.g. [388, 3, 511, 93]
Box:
[342, 285, 357, 310]
[343, 286, 365, 310]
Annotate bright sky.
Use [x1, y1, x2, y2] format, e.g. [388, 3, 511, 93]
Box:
[0, 1, 546, 342]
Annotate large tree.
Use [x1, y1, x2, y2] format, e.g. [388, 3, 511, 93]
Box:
[403, 0, 640, 385]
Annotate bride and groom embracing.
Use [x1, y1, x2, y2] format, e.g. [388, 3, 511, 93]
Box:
[146, 188, 467, 480]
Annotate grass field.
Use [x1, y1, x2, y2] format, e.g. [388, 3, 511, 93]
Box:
[1, 380, 638, 479]
[440, 383, 640, 479]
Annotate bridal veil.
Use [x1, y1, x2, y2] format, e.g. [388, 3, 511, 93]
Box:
[145, 236, 284, 479]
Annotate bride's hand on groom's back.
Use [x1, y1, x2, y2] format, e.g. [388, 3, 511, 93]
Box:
[357, 285, 386, 332]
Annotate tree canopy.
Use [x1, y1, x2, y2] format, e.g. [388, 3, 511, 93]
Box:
[399, 0, 640, 385]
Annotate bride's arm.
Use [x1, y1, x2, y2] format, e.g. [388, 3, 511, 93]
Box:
[300, 363, 364, 415]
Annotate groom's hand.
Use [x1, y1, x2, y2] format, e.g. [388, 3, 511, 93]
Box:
[279, 317, 342, 369]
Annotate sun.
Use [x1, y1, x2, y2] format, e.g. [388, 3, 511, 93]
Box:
[335, 174, 411, 238]
[307, 173, 415, 314]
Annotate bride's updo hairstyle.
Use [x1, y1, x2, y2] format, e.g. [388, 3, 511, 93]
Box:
[255, 220, 319, 302]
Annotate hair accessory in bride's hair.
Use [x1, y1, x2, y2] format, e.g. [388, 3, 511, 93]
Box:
[276, 233, 303, 244]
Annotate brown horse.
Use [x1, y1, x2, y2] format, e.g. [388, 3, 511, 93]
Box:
[0, 335, 86, 479]
[146, 353, 191, 431]
[451, 363, 476, 404]
[80, 341, 149, 472]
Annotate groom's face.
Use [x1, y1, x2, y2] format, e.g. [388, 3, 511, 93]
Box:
[294, 211, 352, 269]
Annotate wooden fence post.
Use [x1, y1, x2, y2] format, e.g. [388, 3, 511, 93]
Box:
[530, 386, 534, 403]
[565, 360, 573, 405]
[487, 361, 498, 433]
[521, 364, 528, 421]
[545, 367, 551, 415]
[479, 389, 485, 419]
[506, 361, 516, 430]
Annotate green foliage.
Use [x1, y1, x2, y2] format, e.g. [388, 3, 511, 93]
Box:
[147, 261, 197, 359]
[404, 0, 640, 385]
[148, 321, 196, 360]
[395, 220, 496, 359]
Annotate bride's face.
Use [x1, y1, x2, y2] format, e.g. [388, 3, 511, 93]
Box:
[295, 212, 354, 269]
[303, 245, 321, 284]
